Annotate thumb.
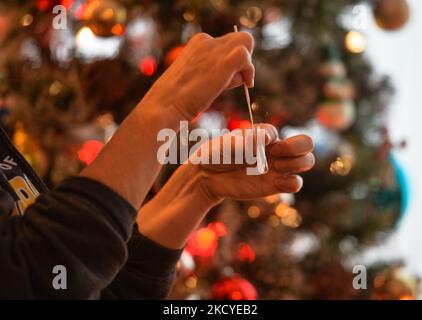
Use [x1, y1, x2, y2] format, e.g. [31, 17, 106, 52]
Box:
[255, 123, 279, 145]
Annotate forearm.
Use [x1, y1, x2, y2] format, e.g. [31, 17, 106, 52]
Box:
[137, 164, 219, 249]
[81, 96, 183, 209]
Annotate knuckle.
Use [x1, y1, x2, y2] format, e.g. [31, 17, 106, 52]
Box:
[235, 46, 249, 60]
[191, 32, 212, 44]
[239, 31, 254, 48]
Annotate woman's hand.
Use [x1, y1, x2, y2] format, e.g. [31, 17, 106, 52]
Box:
[143, 32, 255, 121]
[137, 124, 314, 249]
[82, 31, 254, 208]
[192, 124, 315, 205]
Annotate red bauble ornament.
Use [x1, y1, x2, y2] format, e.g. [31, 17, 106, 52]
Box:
[208, 222, 227, 237]
[237, 243, 256, 263]
[186, 227, 218, 258]
[213, 276, 258, 300]
[35, 0, 63, 12]
[78, 140, 104, 165]
[165, 45, 185, 66]
[227, 114, 252, 131]
[139, 57, 157, 77]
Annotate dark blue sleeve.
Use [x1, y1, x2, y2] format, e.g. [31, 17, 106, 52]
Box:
[0, 176, 136, 299]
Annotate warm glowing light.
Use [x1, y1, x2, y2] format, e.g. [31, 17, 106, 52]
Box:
[280, 207, 302, 228]
[139, 57, 157, 76]
[268, 215, 280, 227]
[165, 45, 185, 66]
[78, 140, 104, 165]
[238, 243, 256, 263]
[330, 156, 353, 176]
[400, 295, 415, 300]
[275, 203, 289, 217]
[21, 14, 34, 27]
[49, 80, 64, 96]
[248, 206, 261, 218]
[75, 4, 87, 20]
[208, 222, 227, 237]
[62, 0, 74, 10]
[183, 10, 196, 22]
[345, 30, 366, 54]
[111, 23, 125, 36]
[240, 6, 263, 28]
[228, 118, 252, 131]
[264, 194, 279, 203]
[76, 27, 95, 46]
[197, 229, 216, 248]
[275, 202, 302, 228]
[186, 227, 218, 257]
[373, 275, 386, 288]
[230, 291, 243, 300]
[185, 276, 198, 289]
[36, 0, 53, 11]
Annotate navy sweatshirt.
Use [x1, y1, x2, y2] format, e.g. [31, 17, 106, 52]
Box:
[0, 177, 182, 299]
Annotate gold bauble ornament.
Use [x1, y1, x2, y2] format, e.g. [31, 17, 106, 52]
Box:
[373, 0, 410, 31]
[83, 0, 127, 37]
[371, 266, 420, 300]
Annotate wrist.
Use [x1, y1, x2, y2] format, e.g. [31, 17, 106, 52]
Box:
[182, 164, 223, 209]
[133, 99, 181, 134]
[137, 83, 193, 132]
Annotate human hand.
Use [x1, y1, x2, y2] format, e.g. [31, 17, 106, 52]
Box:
[143, 32, 255, 121]
[189, 124, 315, 204]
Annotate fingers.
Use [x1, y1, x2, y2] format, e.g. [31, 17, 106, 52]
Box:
[223, 46, 255, 88]
[270, 135, 314, 158]
[255, 123, 279, 145]
[274, 153, 315, 174]
[274, 175, 303, 194]
[190, 32, 255, 89]
[241, 62, 255, 88]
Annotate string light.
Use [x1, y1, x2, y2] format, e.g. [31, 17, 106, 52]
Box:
[330, 156, 353, 176]
[268, 215, 280, 227]
[345, 30, 366, 54]
[240, 6, 263, 28]
[248, 206, 261, 218]
[238, 243, 256, 263]
[139, 56, 157, 76]
[49, 80, 63, 96]
[76, 27, 95, 46]
[264, 194, 279, 203]
[165, 45, 185, 66]
[183, 10, 196, 22]
[185, 276, 198, 289]
[78, 140, 104, 165]
[275, 203, 289, 217]
[280, 208, 302, 228]
[21, 14, 34, 27]
[275, 203, 302, 228]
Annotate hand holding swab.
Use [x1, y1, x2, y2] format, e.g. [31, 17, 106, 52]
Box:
[233, 25, 268, 175]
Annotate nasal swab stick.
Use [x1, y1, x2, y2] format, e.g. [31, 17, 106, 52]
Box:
[233, 25, 268, 175]
[233, 25, 255, 127]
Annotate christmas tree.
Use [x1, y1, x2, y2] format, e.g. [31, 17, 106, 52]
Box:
[0, 0, 417, 299]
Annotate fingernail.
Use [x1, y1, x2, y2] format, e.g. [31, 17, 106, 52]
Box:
[296, 176, 304, 190]
[265, 133, 271, 145]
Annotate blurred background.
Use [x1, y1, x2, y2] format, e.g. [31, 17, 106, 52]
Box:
[0, 0, 420, 300]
